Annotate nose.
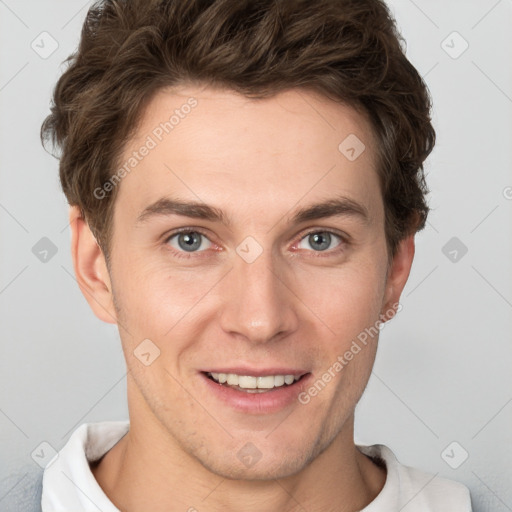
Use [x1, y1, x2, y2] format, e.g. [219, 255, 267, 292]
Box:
[218, 246, 299, 345]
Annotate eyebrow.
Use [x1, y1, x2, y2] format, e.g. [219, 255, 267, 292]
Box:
[135, 195, 369, 227]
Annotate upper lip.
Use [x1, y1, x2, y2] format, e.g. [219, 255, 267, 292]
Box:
[201, 367, 310, 377]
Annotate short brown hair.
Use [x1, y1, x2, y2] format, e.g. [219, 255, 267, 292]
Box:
[41, 0, 435, 265]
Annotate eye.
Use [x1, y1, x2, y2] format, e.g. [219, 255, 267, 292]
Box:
[296, 230, 344, 253]
[166, 230, 212, 253]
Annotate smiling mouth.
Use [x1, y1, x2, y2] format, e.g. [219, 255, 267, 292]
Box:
[203, 371, 309, 393]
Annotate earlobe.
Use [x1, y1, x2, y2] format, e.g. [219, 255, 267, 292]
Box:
[69, 206, 117, 324]
[381, 235, 415, 320]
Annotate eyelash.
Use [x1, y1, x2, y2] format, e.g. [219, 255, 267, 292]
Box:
[163, 227, 349, 260]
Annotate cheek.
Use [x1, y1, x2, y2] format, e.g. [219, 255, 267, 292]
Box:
[300, 264, 387, 408]
[297, 260, 387, 346]
[111, 256, 224, 345]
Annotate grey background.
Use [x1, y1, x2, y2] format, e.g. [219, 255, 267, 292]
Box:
[1, 1, 511, 510]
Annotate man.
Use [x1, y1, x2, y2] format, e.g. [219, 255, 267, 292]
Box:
[39, 0, 472, 510]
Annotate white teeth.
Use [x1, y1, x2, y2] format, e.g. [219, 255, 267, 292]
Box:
[207, 372, 303, 389]
[274, 375, 285, 387]
[284, 375, 295, 385]
[238, 375, 257, 388]
[257, 376, 275, 389]
[227, 374, 238, 385]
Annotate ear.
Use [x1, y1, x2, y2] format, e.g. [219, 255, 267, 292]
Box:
[380, 234, 415, 321]
[69, 206, 117, 324]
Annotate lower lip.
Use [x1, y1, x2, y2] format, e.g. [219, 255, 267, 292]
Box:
[199, 372, 312, 414]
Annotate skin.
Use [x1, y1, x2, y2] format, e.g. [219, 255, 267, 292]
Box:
[70, 85, 415, 512]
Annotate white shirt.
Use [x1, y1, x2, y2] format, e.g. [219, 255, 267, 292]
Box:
[41, 421, 472, 511]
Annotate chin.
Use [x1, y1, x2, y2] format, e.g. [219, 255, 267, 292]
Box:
[192, 438, 320, 482]
[204, 455, 308, 482]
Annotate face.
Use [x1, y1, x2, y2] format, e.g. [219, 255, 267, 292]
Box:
[79, 85, 412, 480]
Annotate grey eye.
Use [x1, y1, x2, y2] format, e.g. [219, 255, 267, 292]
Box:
[297, 232, 341, 252]
[168, 231, 211, 252]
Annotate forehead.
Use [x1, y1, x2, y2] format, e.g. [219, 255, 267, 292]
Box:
[114, 85, 381, 225]
[133, 84, 376, 157]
